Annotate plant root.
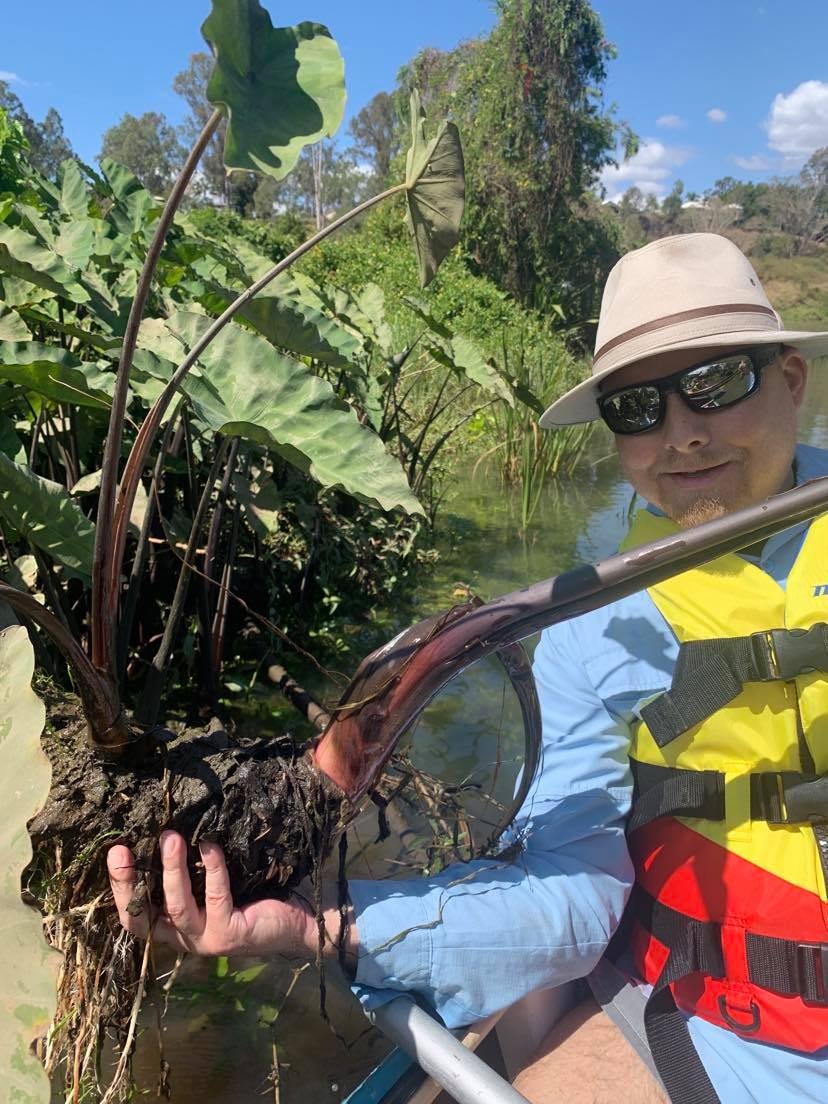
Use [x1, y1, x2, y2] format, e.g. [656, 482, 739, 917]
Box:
[26, 699, 345, 1102]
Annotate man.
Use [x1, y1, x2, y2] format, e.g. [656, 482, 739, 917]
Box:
[109, 234, 828, 1103]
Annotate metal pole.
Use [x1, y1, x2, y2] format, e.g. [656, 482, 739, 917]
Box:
[368, 996, 531, 1104]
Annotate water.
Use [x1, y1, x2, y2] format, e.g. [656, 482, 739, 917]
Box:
[131, 364, 828, 1102]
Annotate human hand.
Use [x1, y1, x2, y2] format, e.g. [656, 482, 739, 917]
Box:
[107, 830, 321, 959]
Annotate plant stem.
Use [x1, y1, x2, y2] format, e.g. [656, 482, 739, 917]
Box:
[116, 411, 178, 681]
[91, 107, 222, 677]
[200, 436, 239, 704]
[136, 437, 230, 725]
[107, 182, 407, 627]
[0, 582, 124, 749]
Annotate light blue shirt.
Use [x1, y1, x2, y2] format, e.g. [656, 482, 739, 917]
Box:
[349, 443, 828, 1103]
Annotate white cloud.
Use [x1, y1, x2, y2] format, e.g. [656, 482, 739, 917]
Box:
[0, 70, 21, 83]
[766, 80, 828, 158]
[707, 108, 727, 123]
[733, 154, 772, 172]
[600, 140, 692, 202]
[656, 114, 684, 129]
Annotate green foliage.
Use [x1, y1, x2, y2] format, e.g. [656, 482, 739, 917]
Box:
[395, 0, 632, 327]
[99, 112, 185, 197]
[349, 91, 400, 186]
[139, 310, 423, 514]
[186, 205, 306, 261]
[202, 3, 345, 179]
[0, 81, 73, 180]
[404, 90, 465, 287]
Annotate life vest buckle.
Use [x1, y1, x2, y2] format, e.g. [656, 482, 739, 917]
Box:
[765, 624, 828, 680]
[796, 943, 828, 1004]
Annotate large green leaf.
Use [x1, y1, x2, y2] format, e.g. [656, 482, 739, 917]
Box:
[197, 281, 362, 367]
[404, 90, 465, 287]
[156, 312, 421, 515]
[202, 2, 345, 179]
[0, 625, 55, 1104]
[53, 218, 96, 272]
[0, 225, 90, 304]
[0, 453, 96, 577]
[99, 158, 156, 236]
[0, 342, 114, 409]
[58, 159, 90, 221]
[0, 307, 31, 341]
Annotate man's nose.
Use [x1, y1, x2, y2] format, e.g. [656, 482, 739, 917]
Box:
[661, 392, 712, 451]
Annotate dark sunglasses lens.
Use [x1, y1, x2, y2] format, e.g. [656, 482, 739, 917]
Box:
[601, 385, 662, 433]
[681, 355, 756, 409]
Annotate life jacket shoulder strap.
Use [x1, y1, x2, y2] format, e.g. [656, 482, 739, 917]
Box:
[641, 624, 828, 747]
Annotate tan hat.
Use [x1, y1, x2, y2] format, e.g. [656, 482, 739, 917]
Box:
[540, 232, 828, 427]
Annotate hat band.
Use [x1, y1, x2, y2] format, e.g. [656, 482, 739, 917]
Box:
[594, 303, 779, 365]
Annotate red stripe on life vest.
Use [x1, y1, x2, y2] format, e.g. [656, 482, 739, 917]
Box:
[630, 819, 828, 941]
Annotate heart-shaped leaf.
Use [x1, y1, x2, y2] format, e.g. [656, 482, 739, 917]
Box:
[404, 90, 465, 287]
[202, 1, 345, 179]
[147, 312, 422, 515]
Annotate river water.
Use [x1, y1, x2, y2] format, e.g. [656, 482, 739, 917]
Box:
[129, 365, 828, 1103]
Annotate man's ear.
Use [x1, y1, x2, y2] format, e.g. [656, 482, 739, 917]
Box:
[780, 346, 809, 409]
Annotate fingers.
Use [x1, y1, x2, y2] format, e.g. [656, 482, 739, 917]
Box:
[107, 844, 148, 938]
[158, 831, 202, 939]
[200, 840, 234, 931]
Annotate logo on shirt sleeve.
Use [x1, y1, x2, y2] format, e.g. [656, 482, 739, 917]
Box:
[813, 584, 828, 596]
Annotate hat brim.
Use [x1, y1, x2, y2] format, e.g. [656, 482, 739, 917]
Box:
[540, 329, 828, 428]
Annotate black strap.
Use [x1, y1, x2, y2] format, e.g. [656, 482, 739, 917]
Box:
[629, 761, 725, 832]
[640, 624, 828, 747]
[629, 759, 828, 831]
[635, 893, 723, 1104]
[631, 890, 828, 1101]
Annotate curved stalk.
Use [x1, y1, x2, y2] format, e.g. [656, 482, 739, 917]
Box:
[313, 475, 828, 803]
[91, 108, 223, 675]
[106, 182, 407, 626]
[0, 582, 125, 751]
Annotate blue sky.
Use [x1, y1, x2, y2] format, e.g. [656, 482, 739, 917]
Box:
[3, 1, 827, 200]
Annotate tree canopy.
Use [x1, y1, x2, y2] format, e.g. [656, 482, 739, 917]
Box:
[99, 112, 185, 197]
[395, 0, 636, 330]
[0, 80, 73, 179]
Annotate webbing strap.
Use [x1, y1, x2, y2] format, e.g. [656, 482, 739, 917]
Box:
[630, 889, 828, 1101]
[636, 892, 723, 1104]
[628, 761, 725, 832]
[629, 760, 828, 830]
[640, 624, 828, 747]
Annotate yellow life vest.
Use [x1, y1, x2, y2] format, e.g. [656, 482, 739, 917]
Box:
[617, 508, 828, 1069]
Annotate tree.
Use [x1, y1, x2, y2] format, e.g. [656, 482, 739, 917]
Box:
[100, 112, 185, 196]
[266, 140, 368, 225]
[348, 91, 399, 185]
[0, 81, 73, 179]
[661, 179, 684, 228]
[396, 0, 634, 331]
[173, 52, 260, 211]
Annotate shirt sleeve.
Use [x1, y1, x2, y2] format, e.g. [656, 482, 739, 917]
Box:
[348, 621, 635, 1029]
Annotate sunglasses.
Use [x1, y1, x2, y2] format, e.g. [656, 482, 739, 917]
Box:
[597, 344, 783, 436]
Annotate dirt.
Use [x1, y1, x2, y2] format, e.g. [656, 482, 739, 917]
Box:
[25, 692, 348, 1102]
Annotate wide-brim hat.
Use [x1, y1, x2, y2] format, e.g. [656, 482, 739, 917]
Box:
[540, 232, 828, 428]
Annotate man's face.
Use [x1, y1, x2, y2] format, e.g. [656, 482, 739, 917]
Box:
[605, 345, 808, 527]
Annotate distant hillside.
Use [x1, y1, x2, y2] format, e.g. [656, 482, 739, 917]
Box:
[751, 251, 828, 330]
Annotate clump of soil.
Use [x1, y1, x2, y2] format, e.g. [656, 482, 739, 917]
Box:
[26, 692, 346, 1102]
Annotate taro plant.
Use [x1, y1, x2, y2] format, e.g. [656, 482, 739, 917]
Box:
[0, 1, 469, 1097]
